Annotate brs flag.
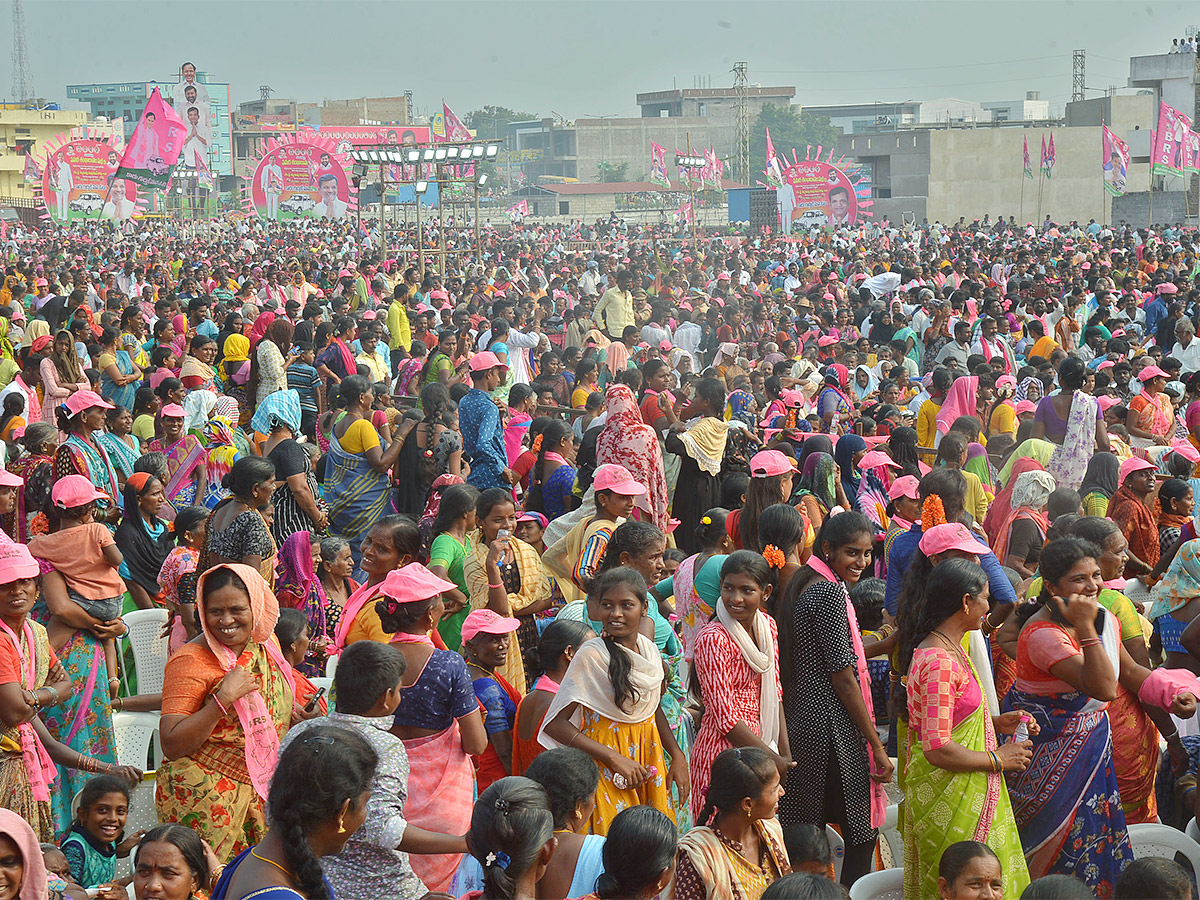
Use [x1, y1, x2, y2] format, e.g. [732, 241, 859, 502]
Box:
[506, 199, 529, 221]
[1023, 135, 1033, 179]
[23, 152, 40, 184]
[765, 127, 785, 188]
[649, 141, 670, 188]
[1046, 134, 1056, 177]
[674, 201, 693, 224]
[116, 87, 187, 190]
[1151, 101, 1194, 176]
[1102, 125, 1129, 197]
[675, 149, 690, 188]
[439, 102, 472, 142]
[195, 154, 215, 191]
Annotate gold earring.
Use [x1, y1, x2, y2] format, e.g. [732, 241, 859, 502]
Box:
[337, 816, 347, 835]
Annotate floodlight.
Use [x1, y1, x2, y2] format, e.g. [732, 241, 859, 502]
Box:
[406, 149, 421, 163]
[485, 145, 499, 158]
[422, 149, 435, 161]
[415, 180, 429, 194]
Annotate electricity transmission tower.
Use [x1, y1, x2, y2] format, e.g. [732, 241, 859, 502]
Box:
[1072, 50, 1085, 104]
[12, 0, 35, 103]
[733, 61, 749, 183]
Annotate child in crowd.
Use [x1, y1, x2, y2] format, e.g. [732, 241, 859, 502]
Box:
[783, 823, 836, 880]
[59, 775, 143, 891]
[849, 577, 891, 726]
[156, 504, 208, 653]
[275, 607, 328, 716]
[516, 511, 548, 555]
[28, 476, 126, 699]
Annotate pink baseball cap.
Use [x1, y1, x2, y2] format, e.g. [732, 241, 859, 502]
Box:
[749, 449, 796, 478]
[1096, 395, 1122, 412]
[1138, 364, 1169, 382]
[1013, 400, 1037, 415]
[0, 542, 39, 584]
[860, 450, 900, 471]
[1119, 456, 1156, 483]
[469, 351, 508, 373]
[461, 608, 520, 644]
[1097, 360, 1116, 371]
[817, 335, 837, 347]
[63, 390, 114, 417]
[919, 523, 982, 558]
[0, 470, 21, 488]
[52, 475, 109, 509]
[887, 474, 921, 501]
[361, 310, 377, 321]
[781, 388, 806, 407]
[659, 340, 672, 350]
[1170, 441, 1200, 464]
[592, 465, 647, 496]
[379, 562, 456, 605]
[517, 511, 549, 529]
[160, 403, 186, 418]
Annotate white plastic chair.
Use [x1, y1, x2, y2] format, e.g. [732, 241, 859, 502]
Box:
[112, 710, 162, 770]
[877, 803, 903, 869]
[309, 676, 334, 699]
[1187, 817, 1200, 844]
[1127, 822, 1200, 875]
[121, 608, 170, 695]
[325, 653, 338, 678]
[825, 825, 845, 882]
[848, 866, 904, 900]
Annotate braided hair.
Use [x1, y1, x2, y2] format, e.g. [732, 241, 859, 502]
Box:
[468, 777, 554, 900]
[696, 746, 777, 828]
[588, 567, 648, 712]
[268, 726, 377, 899]
[526, 418, 572, 515]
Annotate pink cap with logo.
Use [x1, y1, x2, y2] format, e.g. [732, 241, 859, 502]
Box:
[461, 608, 521, 644]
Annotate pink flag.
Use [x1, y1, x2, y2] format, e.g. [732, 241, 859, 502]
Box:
[441, 102, 472, 142]
[649, 141, 670, 188]
[116, 87, 187, 189]
[765, 127, 785, 187]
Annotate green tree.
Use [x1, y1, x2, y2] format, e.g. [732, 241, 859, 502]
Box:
[748, 104, 840, 180]
[464, 106, 538, 138]
[596, 160, 630, 183]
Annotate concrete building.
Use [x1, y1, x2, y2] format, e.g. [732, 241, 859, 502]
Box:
[296, 96, 410, 128]
[982, 92, 1051, 123]
[233, 98, 298, 179]
[66, 73, 234, 177]
[801, 102, 921, 135]
[0, 106, 90, 200]
[636, 85, 796, 123]
[510, 178, 740, 220]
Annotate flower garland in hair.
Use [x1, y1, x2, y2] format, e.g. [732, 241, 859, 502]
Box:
[921, 494, 945, 532]
[531, 433, 543, 453]
[762, 544, 786, 569]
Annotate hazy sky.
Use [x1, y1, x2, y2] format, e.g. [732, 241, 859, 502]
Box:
[9, 1, 1199, 121]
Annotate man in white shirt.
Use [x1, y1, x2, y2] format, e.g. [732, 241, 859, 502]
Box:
[1171, 319, 1200, 374]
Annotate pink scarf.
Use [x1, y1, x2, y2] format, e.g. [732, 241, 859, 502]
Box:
[806, 556, 886, 828]
[0, 619, 55, 802]
[196, 564, 295, 801]
[531, 674, 560, 694]
[390, 630, 434, 646]
[331, 579, 384, 652]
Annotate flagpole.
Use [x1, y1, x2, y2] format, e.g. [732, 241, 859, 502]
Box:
[687, 132, 698, 248]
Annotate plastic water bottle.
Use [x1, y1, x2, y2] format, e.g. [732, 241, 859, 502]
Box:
[1013, 714, 1030, 743]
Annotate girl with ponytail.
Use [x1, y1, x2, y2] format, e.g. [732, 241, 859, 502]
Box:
[896, 557, 1032, 898]
[465, 777, 556, 900]
[676, 747, 789, 900]
[212, 725, 377, 899]
[689, 552, 791, 824]
[541, 567, 690, 835]
[525, 417, 576, 520]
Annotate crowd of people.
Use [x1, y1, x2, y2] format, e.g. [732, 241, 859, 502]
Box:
[5, 210, 1200, 900]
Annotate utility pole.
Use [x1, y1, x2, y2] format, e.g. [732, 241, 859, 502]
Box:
[1072, 50, 1086, 104]
[733, 61, 750, 183]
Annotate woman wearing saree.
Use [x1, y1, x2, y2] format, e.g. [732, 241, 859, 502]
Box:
[792, 452, 842, 535]
[52, 391, 120, 524]
[1003, 536, 1199, 897]
[596, 384, 670, 533]
[816, 366, 855, 434]
[1035, 358, 1107, 492]
[326, 376, 406, 569]
[218, 334, 252, 427]
[179, 335, 218, 393]
[1128, 365, 1175, 449]
[1108, 457, 1161, 579]
[899, 558, 1031, 900]
[40, 330, 90, 426]
[834, 434, 867, 514]
[97, 325, 142, 413]
[197, 413, 240, 512]
[3, 423, 56, 542]
[207, 456, 278, 588]
[157, 563, 297, 862]
[1079, 452, 1121, 517]
[274, 531, 331, 677]
[148, 402, 207, 519]
[96, 405, 141, 490]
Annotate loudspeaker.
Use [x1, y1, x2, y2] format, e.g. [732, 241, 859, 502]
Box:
[748, 189, 776, 232]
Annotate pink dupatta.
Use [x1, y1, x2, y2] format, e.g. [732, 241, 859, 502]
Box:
[330, 579, 385, 652]
[0, 619, 56, 801]
[806, 556, 887, 828]
[196, 564, 295, 801]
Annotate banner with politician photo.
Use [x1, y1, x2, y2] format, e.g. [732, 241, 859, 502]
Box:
[116, 88, 188, 190]
[250, 141, 351, 220]
[779, 160, 858, 232]
[41, 138, 132, 223]
[1101, 125, 1129, 197]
